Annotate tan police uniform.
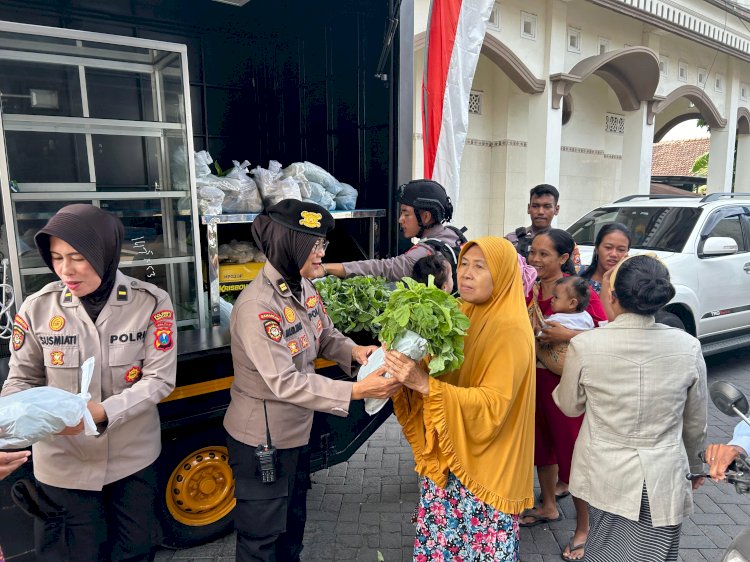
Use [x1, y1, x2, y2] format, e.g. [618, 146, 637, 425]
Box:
[224, 262, 355, 448]
[1, 270, 177, 491]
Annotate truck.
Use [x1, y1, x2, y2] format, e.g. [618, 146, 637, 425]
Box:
[0, 0, 414, 559]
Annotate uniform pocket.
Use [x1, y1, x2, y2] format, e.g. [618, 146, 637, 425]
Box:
[109, 344, 146, 390]
[43, 347, 81, 393]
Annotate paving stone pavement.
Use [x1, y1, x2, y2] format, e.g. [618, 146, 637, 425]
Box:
[155, 347, 750, 561]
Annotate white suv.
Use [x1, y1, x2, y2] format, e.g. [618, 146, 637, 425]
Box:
[567, 193, 750, 356]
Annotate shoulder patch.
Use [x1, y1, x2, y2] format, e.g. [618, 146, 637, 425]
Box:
[13, 314, 28, 332]
[151, 310, 174, 325]
[154, 326, 174, 352]
[11, 327, 25, 351]
[264, 320, 282, 342]
[258, 311, 282, 323]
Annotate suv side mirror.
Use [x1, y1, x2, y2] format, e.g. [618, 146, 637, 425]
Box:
[702, 236, 738, 256]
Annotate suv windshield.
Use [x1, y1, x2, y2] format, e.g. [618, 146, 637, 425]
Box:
[567, 206, 702, 252]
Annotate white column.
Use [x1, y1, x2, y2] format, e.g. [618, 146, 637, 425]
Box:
[622, 104, 655, 195]
[708, 60, 739, 193]
[735, 134, 750, 191]
[525, 0, 568, 188]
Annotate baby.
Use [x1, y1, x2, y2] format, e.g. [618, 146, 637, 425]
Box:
[547, 276, 595, 330]
[533, 276, 594, 375]
[412, 253, 454, 294]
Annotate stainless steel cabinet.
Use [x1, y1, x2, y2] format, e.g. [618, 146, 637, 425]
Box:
[0, 21, 204, 327]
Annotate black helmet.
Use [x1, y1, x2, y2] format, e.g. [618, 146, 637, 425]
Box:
[397, 179, 453, 223]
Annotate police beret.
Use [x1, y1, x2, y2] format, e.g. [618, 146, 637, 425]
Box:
[266, 199, 335, 236]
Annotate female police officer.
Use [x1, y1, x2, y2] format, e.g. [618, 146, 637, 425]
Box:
[1, 204, 176, 561]
[224, 199, 400, 561]
[322, 179, 465, 282]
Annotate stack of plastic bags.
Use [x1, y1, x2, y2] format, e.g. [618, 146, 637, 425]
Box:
[195, 151, 263, 214]
[218, 240, 266, 264]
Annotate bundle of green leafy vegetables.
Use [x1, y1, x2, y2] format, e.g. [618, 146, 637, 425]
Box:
[374, 276, 470, 376]
[314, 275, 392, 336]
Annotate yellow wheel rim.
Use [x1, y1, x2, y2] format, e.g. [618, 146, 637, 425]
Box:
[165, 446, 236, 526]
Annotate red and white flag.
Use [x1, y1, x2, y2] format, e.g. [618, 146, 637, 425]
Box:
[422, 0, 495, 204]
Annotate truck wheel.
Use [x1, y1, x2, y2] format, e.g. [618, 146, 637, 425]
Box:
[158, 436, 236, 549]
[655, 310, 686, 331]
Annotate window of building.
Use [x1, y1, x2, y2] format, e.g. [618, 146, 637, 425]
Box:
[598, 37, 609, 55]
[678, 61, 688, 82]
[567, 27, 581, 53]
[487, 2, 501, 31]
[521, 12, 537, 40]
[605, 112, 625, 134]
[715, 73, 724, 93]
[468, 91, 482, 115]
[697, 67, 707, 86]
[659, 55, 669, 77]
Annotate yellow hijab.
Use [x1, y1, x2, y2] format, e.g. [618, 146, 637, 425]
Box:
[393, 237, 536, 514]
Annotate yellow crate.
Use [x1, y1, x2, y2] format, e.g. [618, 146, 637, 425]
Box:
[219, 262, 264, 283]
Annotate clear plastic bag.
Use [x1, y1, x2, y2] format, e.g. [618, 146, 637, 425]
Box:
[282, 162, 313, 199]
[194, 150, 214, 178]
[305, 182, 336, 210]
[0, 357, 99, 449]
[224, 160, 263, 213]
[198, 186, 225, 215]
[356, 330, 428, 415]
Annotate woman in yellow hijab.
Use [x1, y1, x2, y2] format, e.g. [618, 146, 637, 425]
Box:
[384, 236, 535, 561]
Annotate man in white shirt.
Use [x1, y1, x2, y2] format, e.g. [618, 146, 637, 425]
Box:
[706, 421, 750, 479]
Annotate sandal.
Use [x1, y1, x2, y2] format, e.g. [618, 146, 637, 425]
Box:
[519, 510, 562, 527]
[561, 540, 586, 561]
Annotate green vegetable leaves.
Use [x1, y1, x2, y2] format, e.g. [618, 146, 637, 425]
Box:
[374, 276, 469, 377]
[314, 276, 392, 336]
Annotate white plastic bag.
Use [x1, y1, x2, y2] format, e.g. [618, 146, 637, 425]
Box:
[357, 330, 428, 415]
[194, 150, 214, 177]
[0, 357, 99, 448]
[198, 186, 225, 215]
[224, 160, 263, 213]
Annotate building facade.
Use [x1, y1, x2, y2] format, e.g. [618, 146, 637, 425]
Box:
[413, 0, 750, 237]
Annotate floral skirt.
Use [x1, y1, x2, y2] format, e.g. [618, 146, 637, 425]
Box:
[413, 473, 520, 561]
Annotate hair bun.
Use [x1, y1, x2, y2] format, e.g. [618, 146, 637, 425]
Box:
[633, 278, 674, 314]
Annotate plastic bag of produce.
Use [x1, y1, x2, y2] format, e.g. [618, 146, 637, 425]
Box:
[198, 186, 225, 215]
[195, 150, 214, 177]
[335, 182, 358, 210]
[224, 160, 263, 213]
[302, 161, 343, 195]
[0, 357, 99, 448]
[356, 330, 428, 415]
[305, 182, 336, 210]
[282, 162, 312, 199]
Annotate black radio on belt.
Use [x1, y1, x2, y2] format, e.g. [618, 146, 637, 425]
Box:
[255, 444, 277, 483]
[257, 400, 278, 484]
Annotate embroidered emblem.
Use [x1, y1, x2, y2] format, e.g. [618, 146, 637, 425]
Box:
[264, 320, 282, 342]
[62, 290, 72, 304]
[287, 340, 300, 355]
[117, 285, 128, 301]
[11, 327, 25, 351]
[300, 334, 310, 349]
[283, 306, 296, 323]
[13, 314, 28, 332]
[316, 318, 323, 333]
[50, 351, 64, 366]
[298, 211, 322, 229]
[154, 327, 174, 351]
[49, 316, 65, 332]
[305, 296, 318, 309]
[151, 310, 174, 325]
[124, 366, 142, 383]
[277, 280, 289, 294]
[258, 311, 282, 323]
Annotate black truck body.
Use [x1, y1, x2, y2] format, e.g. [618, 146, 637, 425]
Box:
[0, 0, 414, 558]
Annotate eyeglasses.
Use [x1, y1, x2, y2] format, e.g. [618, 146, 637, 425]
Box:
[313, 239, 330, 252]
